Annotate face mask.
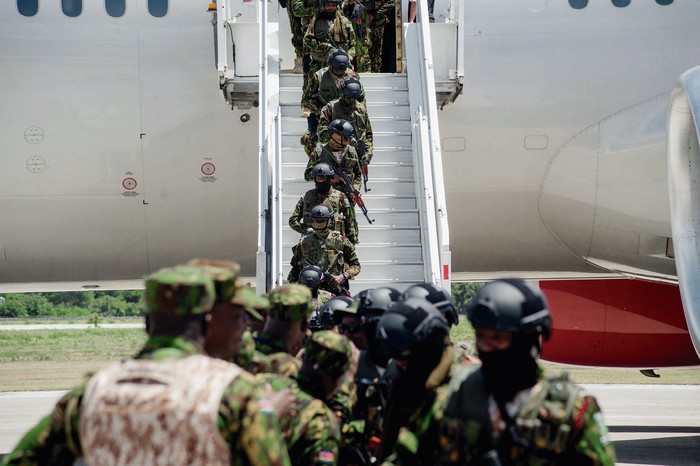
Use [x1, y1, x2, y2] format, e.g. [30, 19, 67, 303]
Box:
[312, 218, 331, 238]
[479, 333, 539, 403]
[342, 95, 355, 107]
[315, 177, 332, 194]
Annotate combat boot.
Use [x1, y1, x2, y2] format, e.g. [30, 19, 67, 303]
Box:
[291, 56, 303, 74]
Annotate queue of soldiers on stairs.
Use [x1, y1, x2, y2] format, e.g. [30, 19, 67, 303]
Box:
[284, 0, 394, 296]
[3, 257, 617, 466]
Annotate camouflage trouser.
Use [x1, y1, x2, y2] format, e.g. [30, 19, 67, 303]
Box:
[287, 7, 304, 57]
[368, 22, 385, 73]
[353, 30, 373, 73]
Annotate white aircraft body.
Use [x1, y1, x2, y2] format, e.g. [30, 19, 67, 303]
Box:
[2, 0, 700, 366]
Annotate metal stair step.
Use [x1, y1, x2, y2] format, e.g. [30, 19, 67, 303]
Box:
[282, 148, 413, 164]
[279, 73, 407, 89]
[282, 244, 422, 263]
[283, 179, 416, 196]
[282, 133, 411, 149]
[282, 262, 424, 281]
[280, 89, 409, 106]
[282, 194, 417, 211]
[280, 105, 410, 119]
[282, 226, 420, 244]
[282, 117, 410, 134]
[282, 162, 414, 180]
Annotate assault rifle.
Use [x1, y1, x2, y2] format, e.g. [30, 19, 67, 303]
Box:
[318, 149, 375, 224]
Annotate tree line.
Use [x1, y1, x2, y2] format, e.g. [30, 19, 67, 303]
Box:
[0, 290, 145, 318]
[0, 282, 484, 319]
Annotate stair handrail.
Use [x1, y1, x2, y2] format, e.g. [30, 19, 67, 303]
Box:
[406, 0, 452, 290]
[255, 0, 283, 292]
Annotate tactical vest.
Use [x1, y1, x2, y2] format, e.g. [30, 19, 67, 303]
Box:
[80, 355, 241, 466]
[310, 15, 350, 62]
[440, 367, 584, 466]
[303, 188, 348, 234]
[316, 144, 360, 187]
[329, 100, 369, 142]
[300, 231, 347, 274]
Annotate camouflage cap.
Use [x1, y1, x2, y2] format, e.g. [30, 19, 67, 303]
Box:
[144, 265, 215, 315]
[303, 330, 353, 380]
[266, 284, 313, 322]
[232, 287, 269, 322]
[186, 258, 241, 304]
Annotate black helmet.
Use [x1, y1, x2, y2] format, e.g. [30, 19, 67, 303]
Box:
[342, 77, 363, 99]
[466, 279, 551, 340]
[328, 49, 350, 71]
[311, 162, 335, 178]
[319, 296, 352, 326]
[375, 297, 449, 360]
[299, 265, 323, 289]
[309, 204, 333, 220]
[328, 119, 354, 139]
[401, 283, 459, 326]
[353, 287, 401, 318]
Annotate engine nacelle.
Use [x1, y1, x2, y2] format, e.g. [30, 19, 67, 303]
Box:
[667, 65, 700, 361]
[541, 279, 699, 368]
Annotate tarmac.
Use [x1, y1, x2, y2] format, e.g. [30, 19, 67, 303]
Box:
[0, 384, 698, 464]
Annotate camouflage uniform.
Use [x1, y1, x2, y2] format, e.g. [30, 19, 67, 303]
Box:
[305, 142, 363, 195]
[232, 288, 269, 372]
[302, 66, 362, 116]
[288, 0, 319, 60]
[2, 266, 290, 466]
[343, 0, 373, 72]
[386, 364, 616, 466]
[288, 230, 361, 283]
[366, 0, 394, 72]
[257, 331, 354, 465]
[319, 97, 374, 166]
[289, 185, 358, 244]
[255, 284, 314, 377]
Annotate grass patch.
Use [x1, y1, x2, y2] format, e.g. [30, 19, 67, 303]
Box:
[0, 323, 697, 391]
[0, 329, 146, 391]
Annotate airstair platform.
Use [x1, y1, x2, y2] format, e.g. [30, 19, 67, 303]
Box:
[279, 73, 424, 292]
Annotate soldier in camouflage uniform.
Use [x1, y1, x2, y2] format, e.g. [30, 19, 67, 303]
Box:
[257, 331, 355, 465]
[343, 0, 372, 72]
[291, 162, 358, 245]
[338, 288, 401, 464]
[365, 0, 394, 72]
[187, 259, 247, 361]
[301, 0, 355, 118]
[288, 204, 361, 290]
[1, 266, 291, 466]
[254, 283, 314, 377]
[233, 287, 270, 372]
[305, 120, 363, 201]
[319, 78, 374, 167]
[379, 279, 617, 466]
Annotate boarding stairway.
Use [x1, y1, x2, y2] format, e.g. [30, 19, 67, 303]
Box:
[212, 0, 460, 293]
[280, 74, 422, 291]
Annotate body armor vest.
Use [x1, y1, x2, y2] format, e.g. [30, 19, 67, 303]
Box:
[300, 231, 347, 274]
[303, 189, 347, 233]
[80, 355, 241, 466]
[310, 16, 349, 62]
[440, 367, 584, 465]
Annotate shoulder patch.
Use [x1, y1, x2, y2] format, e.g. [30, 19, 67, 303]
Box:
[318, 450, 336, 464]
